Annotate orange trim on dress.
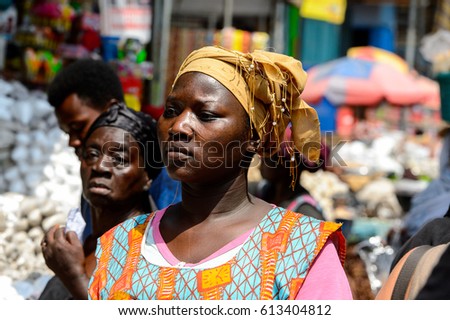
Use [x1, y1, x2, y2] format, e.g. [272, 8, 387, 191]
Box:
[156, 267, 179, 299]
[197, 263, 233, 299]
[316, 221, 346, 266]
[89, 229, 114, 300]
[260, 210, 301, 299]
[109, 222, 148, 298]
[288, 278, 305, 299]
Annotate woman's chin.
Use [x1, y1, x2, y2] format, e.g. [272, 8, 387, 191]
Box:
[86, 193, 113, 208]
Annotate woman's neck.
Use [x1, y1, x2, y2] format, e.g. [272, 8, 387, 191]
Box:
[179, 173, 252, 222]
[159, 173, 273, 263]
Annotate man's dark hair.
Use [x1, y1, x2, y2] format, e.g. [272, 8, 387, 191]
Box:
[47, 59, 124, 110]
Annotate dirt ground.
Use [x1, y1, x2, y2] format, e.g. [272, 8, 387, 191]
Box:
[344, 244, 375, 300]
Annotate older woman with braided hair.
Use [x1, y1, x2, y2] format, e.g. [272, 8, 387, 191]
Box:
[40, 103, 162, 299]
[88, 46, 352, 300]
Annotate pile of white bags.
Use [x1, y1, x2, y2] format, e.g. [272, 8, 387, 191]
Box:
[0, 78, 81, 208]
[0, 78, 82, 299]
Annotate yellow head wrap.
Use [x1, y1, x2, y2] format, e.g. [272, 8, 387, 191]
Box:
[172, 45, 321, 164]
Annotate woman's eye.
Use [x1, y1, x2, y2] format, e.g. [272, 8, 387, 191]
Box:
[198, 112, 217, 122]
[110, 152, 128, 166]
[163, 106, 178, 118]
[112, 155, 124, 164]
[83, 149, 99, 162]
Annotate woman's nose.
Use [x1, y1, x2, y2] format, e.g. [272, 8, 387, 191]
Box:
[91, 154, 113, 173]
[169, 110, 194, 139]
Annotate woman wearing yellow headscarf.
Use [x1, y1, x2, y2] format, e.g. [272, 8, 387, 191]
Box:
[89, 46, 352, 300]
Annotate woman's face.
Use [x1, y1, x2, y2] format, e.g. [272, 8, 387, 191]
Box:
[80, 127, 150, 207]
[157, 72, 251, 185]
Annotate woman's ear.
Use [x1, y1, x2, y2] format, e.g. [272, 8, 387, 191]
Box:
[246, 139, 261, 154]
[246, 128, 261, 153]
[240, 139, 260, 170]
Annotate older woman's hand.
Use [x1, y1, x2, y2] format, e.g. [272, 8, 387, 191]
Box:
[41, 224, 88, 299]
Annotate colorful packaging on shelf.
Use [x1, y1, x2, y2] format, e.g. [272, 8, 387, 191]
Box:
[23, 48, 62, 84]
[30, 1, 75, 33]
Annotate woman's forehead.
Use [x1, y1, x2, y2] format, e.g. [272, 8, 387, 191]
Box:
[170, 72, 243, 107]
[87, 127, 137, 144]
[173, 72, 225, 90]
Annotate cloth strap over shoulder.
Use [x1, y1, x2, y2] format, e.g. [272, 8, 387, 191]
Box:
[391, 245, 431, 300]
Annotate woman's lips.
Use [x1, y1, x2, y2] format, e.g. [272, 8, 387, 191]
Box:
[167, 150, 190, 161]
[167, 145, 191, 161]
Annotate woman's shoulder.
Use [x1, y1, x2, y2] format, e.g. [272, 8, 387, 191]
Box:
[286, 194, 325, 220]
[264, 206, 346, 266]
[268, 206, 339, 232]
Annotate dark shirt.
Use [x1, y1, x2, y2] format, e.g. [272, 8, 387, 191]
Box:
[415, 243, 450, 299]
[390, 206, 450, 271]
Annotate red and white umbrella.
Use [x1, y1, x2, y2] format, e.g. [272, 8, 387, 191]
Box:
[302, 57, 440, 108]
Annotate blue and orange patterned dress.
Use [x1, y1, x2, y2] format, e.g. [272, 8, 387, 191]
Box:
[88, 207, 346, 300]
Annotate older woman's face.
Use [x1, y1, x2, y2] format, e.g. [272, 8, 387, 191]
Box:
[80, 127, 150, 207]
[157, 72, 251, 185]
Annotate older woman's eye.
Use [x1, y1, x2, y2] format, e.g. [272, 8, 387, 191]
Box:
[112, 155, 125, 165]
[83, 148, 100, 162]
[109, 151, 129, 166]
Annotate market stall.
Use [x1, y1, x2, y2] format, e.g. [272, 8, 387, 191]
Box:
[0, 0, 154, 299]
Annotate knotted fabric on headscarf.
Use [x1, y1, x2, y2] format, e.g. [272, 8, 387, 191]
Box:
[85, 102, 163, 179]
[172, 45, 321, 164]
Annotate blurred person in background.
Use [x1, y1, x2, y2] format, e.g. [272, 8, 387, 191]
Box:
[250, 125, 328, 221]
[415, 241, 450, 299]
[390, 126, 450, 270]
[376, 205, 450, 300]
[40, 103, 163, 299]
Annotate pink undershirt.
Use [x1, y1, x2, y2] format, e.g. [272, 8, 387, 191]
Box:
[150, 208, 353, 299]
